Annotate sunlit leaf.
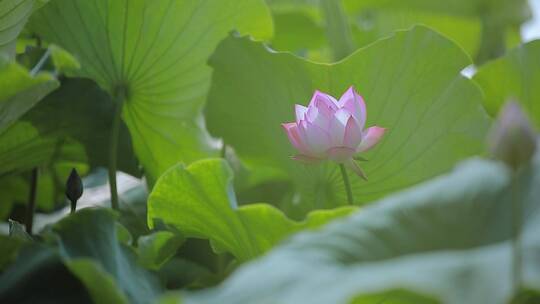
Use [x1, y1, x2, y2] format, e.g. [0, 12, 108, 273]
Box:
[0, 122, 85, 177]
[0, 58, 58, 132]
[148, 159, 355, 261]
[29, 0, 273, 180]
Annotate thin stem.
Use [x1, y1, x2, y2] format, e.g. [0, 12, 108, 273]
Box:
[220, 141, 227, 158]
[70, 199, 77, 214]
[25, 168, 39, 234]
[339, 164, 354, 205]
[475, 14, 505, 65]
[109, 88, 125, 211]
[30, 48, 51, 77]
[511, 175, 522, 291]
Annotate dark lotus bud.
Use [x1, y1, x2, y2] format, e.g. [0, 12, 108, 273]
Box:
[488, 101, 537, 171]
[65, 168, 83, 212]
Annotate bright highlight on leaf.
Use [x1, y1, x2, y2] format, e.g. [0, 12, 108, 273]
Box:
[282, 86, 385, 179]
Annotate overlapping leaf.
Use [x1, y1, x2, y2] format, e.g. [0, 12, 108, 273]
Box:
[148, 159, 355, 261]
[0, 0, 46, 58]
[50, 208, 162, 304]
[29, 0, 273, 181]
[25, 78, 140, 176]
[205, 26, 491, 213]
[177, 147, 540, 304]
[0, 57, 58, 132]
[473, 40, 540, 126]
[0, 122, 85, 177]
[343, 0, 529, 62]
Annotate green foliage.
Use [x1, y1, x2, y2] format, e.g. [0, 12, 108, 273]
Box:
[350, 10, 482, 58]
[0, 0, 539, 302]
[0, 0, 45, 58]
[270, 9, 325, 52]
[0, 235, 24, 270]
[148, 158, 355, 261]
[29, 0, 274, 181]
[25, 78, 140, 176]
[0, 122, 85, 177]
[50, 208, 162, 303]
[0, 244, 94, 303]
[0, 58, 58, 132]
[137, 231, 184, 270]
[206, 26, 490, 214]
[474, 40, 540, 126]
[175, 148, 540, 304]
[65, 259, 129, 304]
[349, 289, 438, 304]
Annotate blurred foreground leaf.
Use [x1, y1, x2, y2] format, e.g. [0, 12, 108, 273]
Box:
[176, 145, 540, 304]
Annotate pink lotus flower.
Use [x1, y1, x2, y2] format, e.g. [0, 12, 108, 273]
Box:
[282, 87, 385, 179]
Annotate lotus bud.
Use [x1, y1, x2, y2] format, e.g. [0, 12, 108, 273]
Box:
[488, 101, 537, 171]
[65, 168, 83, 213]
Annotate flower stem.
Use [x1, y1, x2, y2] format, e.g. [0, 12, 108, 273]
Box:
[30, 48, 51, 76]
[511, 175, 522, 291]
[339, 164, 354, 205]
[109, 88, 125, 211]
[25, 168, 39, 234]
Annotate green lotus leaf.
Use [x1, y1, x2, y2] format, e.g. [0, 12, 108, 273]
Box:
[29, 0, 273, 180]
[205, 26, 490, 214]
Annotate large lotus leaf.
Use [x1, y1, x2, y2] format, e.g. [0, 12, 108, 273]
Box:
[205, 26, 491, 213]
[0, 0, 47, 58]
[29, 0, 273, 180]
[0, 58, 58, 132]
[147, 159, 355, 262]
[49, 208, 162, 304]
[473, 40, 540, 126]
[174, 145, 540, 304]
